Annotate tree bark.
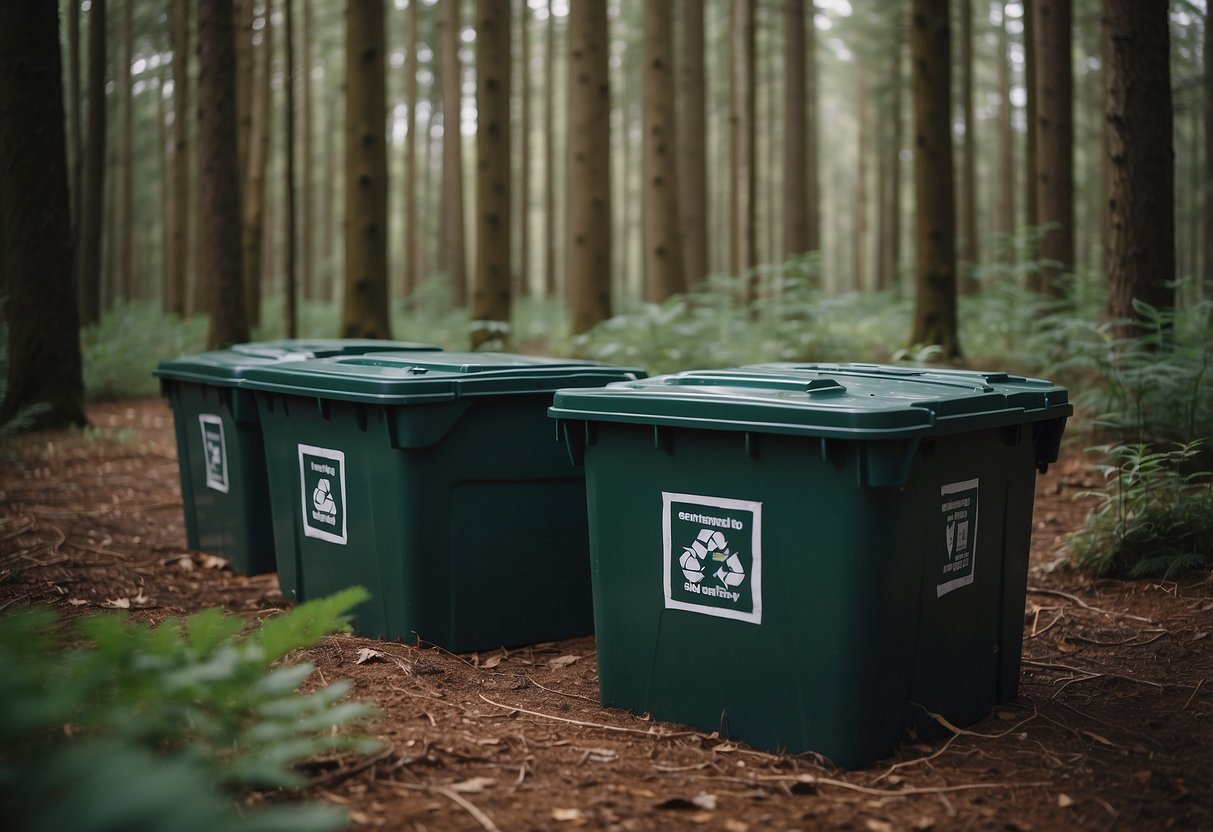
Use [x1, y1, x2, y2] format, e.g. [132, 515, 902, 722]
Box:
[241, 0, 272, 329]
[854, 68, 868, 293]
[805, 0, 820, 253]
[342, 0, 391, 338]
[402, 0, 419, 302]
[517, 0, 531, 298]
[284, 0, 297, 338]
[782, 0, 807, 258]
[1034, 0, 1073, 296]
[910, 0, 960, 357]
[158, 64, 172, 308]
[876, 9, 903, 293]
[235, 0, 253, 185]
[679, 0, 708, 288]
[957, 0, 979, 290]
[197, 0, 250, 348]
[471, 0, 511, 348]
[77, 0, 106, 326]
[993, 2, 1015, 253]
[1023, 0, 1038, 260]
[543, 0, 558, 298]
[169, 0, 189, 316]
[121, 0, 136, 301]
[566, 0, 611, 334]
[1103, 0, 1174, 327]
[441, 0, 467, 306]
[730, 0, 757, 302]
[300, 0, 315, 301]
[642, 1, 686, 303]
[1205, 0, 1213, 297]
[0, 1, 87, 429]
[68, 0, 83, 235]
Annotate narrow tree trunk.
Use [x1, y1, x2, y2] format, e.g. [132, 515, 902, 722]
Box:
[68, 0, 83, 234]
[805, 0, 820, 253]
[993, 1, 1015, 257]
[235, 0, 253, 184]
[517, 0, 531, 298]
[854, 68, 867, 293]
[0, 2, 87, 428]
[169, 0, 189, 316]
[402, 0, 419, 302]
[77, 0, 107, 326]
[321, 83, 337, 302]
[158, 66, 173, 307]
[441, 0, 467, 306]
[120, 0, 136, 300]
[300, 0, 315, 301]
[910, 0, 960, 357]
[1104, 0, 1174, 327]
[1204, 0, 1213, 297]
[284, 0, 297, 337]
[1035, 0, 1073, 296]
[957, 0, 979, 291]
[782, 0, 807, 257]
[877, 11, 904, 293]
[342, 0, 391, 338]
[197, 0, 250, 348]
[730, 0, 757, 302]
[642, 1, 686, 303]
[1023, 0, 1038, 264]
[679, 0, 708, 287]
[566, 0, 611, 334]
[543, 0, 558, 298]
[242, 0, 272, 329]
[471, 0, 511, 348]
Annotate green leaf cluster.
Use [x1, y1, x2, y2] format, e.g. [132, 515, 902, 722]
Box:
[0, 587, 378, 832]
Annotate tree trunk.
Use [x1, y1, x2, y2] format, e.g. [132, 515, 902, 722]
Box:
[1023, 0, 1038, 264]
[121, 0, 136, 301]
[471, 0, 511, 348]
[517, 0, 531, 298]
[158, 65, 173, 308]
[993, 2, 1015, 255]
[402, 0, 419, 302]
[0, 2, 87, 429]
[957, 0, 979, 291]
[805, 0, 820, 253]
[300, 0, 315, 301]
[441, 0, 467, 307]
[68, 0, 83, 235]
[730, 0, 757, 302]
[543, 0, 558, 298]
[77, 0, 106, 326]
[782, 0, 807, 258]
[242, 0, 272, 329]
[342, 0, 391, 338]
[1034, 0, 1073, 296]
[642, 1, 686, 303]
[876, 10, 904, 293]
[566, 0, 611, 334]
[910, 0, 960, 357]
[679, 0, 708, 288]
[1103, 0, 1174, 327]
[854, 68, 867, 293]
[284, 0, 297, 338]
[168, 0, 189, 316]
[235, 0, 253, 185]
[1205, 0, 1213, 298]
[321, 82, 337, 302]
[197, 0, 249, 348]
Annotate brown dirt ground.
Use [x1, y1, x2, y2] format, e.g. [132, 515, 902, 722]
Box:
[1, 398, 1210, 831]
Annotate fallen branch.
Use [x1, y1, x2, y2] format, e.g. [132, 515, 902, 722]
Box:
[477, 694, 697, 739]
[1022, 659, 1164, 689]
[1184, 678, 1204, 710]
[1027, 586, 1152, 624]
[524, 674, 599, 704]
[387, 781, 500, 832]
[305, 744, 397, 791]
[694, 772, 1050, 798]
[876, 712, 1036, 782]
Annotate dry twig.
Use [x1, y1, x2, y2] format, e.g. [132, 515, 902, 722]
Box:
[477, 694, 697, 739]
[1027, 586, 1152, 624]
[387, 781, 501, 832]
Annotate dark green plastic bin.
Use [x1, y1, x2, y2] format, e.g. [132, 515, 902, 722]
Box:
[154, 340, 441, 574]
[242, 352, 644, 651]
[549, 364, 1070, 768]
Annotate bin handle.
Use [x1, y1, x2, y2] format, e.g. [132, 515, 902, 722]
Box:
[662, 373, 847, 395]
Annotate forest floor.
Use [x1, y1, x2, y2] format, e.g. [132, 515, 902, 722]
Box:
[1, 399, 1210, 831]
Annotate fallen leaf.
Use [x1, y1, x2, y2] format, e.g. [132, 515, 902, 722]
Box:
[1057, 793, 1074, 808]
[629, 788, 657, 799]
[691, 793, 717, 811]
[356, 648, 386, 665]
[995, 709, 1017, 720]
[713, 743, 739, 753]
[548, 654, 581, 668]
[1055, 640, 1078, 654]
[449, 777, 496, 794]
[131, 591, 150, 606]
[690, 811, 714, 824]
[1191, 631, 1208, 641]
[724, 820, 750, 832]
[913, 817, 936, 831]
[866, 820, 894, 832]
[67, 599, 89, 606]
[1081, 730, 1115, 748]
[102, 598, 130, 609]
[551, 808, 584, 823]
[200, 554, 229, 570]
[482, 655, 503, 669]
[1132, 769, 1153, 784]
[348, 811, 370, 825]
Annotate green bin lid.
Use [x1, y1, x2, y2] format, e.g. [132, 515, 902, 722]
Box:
[548, 364, 1071, 439]
[240, 352, 646, 404]
[153, 339, 442, 387]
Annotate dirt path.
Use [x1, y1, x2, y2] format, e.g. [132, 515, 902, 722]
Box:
[1, 399, 1210, 830]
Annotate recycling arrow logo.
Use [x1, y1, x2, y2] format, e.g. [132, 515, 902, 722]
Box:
[312, 477, 337, 517]
[680, 528, 746, 588]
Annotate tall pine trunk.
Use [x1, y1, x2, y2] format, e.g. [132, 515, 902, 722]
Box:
[283, 0, 297, 337]
[1103, 0, 1174, 327]
[0, 2, 87, 428]
[471, 0, 511, 348]
[679, 0, 708, 288]
[517, 0, 531, 298]
[342, 0, 391, 338]
[169, 0, 189, 316]
[566, 0, 611, 334]
[543, 0, 558, 298]
[876, 10, 903, 293]
[993, 2, 1015, 258]
[197, 0, 250, 348]
[242, 0, 272, 329]
[805, 0, 820, 253]
[1034, 0, 1073, 296]
[957, 0, 979, 291]
[642, 1, 686, 302]
[68, 0, 83, 235]
[402, 0, 419, 302]
[910, 0, 960, 357]
[854, 68, 867, 293]
[1204, 0, 1213, 297]
[1023, 0, 1038, 265]
[441, 0, 467, 306]
[121, 0, 136, 300]
[783, 0, 807, 257]
[730, 0, 757, 302]
[300, 0, 315, 301]
[77, 0, 107, 326]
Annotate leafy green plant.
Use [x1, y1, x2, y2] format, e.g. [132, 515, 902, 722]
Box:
[83, 299, 208, 401]
[0, 587, 378, 832]
[1066, 441, 1213, 579]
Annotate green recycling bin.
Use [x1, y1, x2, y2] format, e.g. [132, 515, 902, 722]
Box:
[242, 352, 645, 651]
[154, 340, 441, 575]
[549, 364, 1070, 768]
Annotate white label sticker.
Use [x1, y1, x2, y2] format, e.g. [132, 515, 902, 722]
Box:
[937, 478, 979, 597]
[198, 414, 229, 493]
[298, 444, 348, 545]
[663, 492, 763, 624]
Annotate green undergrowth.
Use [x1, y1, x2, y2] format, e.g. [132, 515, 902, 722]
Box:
[0, 587, 378, 832]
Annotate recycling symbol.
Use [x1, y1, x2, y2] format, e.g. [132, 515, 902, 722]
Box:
[312, 478, 337, 517]
[680, 528, 746, 588]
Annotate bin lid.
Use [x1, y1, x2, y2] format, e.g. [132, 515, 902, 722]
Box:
[240, 352, 646, 404]
[153, 339, 442, 387]
[548, 363, 1071, 439]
